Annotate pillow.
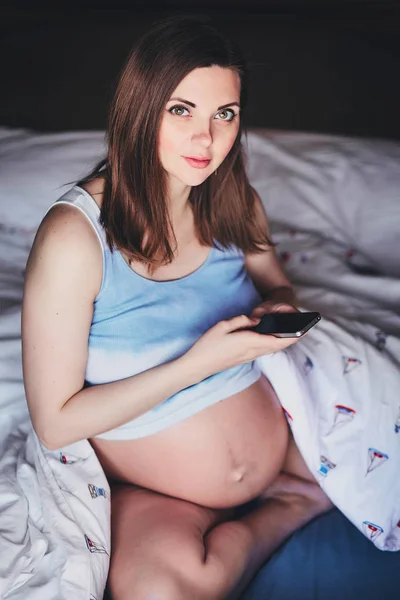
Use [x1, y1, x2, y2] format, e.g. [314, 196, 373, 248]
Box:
[244, 129, 400, 277]
[0, 127, 106, 231]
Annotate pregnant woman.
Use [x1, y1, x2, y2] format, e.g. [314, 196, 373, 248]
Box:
[22, 15, 332, 600]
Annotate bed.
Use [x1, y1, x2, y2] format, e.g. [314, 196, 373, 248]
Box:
[1, 4, 400, 599]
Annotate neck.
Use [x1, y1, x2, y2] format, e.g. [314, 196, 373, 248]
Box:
[166, 175, 192, 225]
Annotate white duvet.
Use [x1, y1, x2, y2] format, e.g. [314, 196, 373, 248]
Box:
[1, 128, 399, 599]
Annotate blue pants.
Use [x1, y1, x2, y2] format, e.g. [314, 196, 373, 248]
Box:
[243, 508, 399, 600]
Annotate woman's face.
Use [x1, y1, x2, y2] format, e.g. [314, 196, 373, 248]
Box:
[158, 66, 241, 188]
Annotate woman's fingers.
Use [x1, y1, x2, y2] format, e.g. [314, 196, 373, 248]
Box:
[272, 303, 298, 313]
[224, 314, 260, 333]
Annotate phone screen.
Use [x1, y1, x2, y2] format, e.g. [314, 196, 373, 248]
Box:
[252, 311, 321, 337]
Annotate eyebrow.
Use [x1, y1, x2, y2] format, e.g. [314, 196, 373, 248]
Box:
[169, 97, 240, 110]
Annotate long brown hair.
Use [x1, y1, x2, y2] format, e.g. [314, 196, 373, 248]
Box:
[77, 14, 273, 276]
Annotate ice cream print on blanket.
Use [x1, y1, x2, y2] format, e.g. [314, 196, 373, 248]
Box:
[325, 404, 356, 435]
[366, 449, 389, 475]
[85, 534, 109, 555]
[256, 311, 400, 552]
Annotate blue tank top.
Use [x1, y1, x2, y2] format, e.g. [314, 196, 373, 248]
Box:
[45, 185, 263, 439]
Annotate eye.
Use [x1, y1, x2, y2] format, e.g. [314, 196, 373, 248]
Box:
[168, 105, 190, 117]
[215, 109, 236, 122]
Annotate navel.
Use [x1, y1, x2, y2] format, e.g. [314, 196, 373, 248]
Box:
[229, 466, 246, 483]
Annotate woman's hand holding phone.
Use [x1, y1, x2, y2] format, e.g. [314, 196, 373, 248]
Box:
[249, 300, 299, 319]
[183, 314, 301, 382]
[249, 299, 321, 338]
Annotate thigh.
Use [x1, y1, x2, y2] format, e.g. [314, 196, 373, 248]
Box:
[107, 482, 235, 600]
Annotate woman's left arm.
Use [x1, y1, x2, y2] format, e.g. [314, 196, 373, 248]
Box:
[245, 188, 298, 318]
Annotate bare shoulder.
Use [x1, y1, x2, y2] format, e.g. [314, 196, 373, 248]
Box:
[26, 193, 103, 302]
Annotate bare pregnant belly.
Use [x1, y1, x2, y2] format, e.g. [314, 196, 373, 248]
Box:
[89, 374, 289, 509]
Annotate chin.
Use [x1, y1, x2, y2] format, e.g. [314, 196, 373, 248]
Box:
[188, 176, 211, 187]
[177, 172, 212, 187]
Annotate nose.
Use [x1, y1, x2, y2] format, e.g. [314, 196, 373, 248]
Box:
[191, 120, 212, 147]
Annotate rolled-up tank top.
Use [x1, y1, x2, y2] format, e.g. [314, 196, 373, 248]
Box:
[43, 185, 263, 439]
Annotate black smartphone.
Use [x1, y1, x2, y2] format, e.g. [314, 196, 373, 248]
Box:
[250, 311, 321, 338]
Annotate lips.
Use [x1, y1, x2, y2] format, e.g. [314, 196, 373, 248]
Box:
[186, 156, 211, 160]
[183, 156, 211, 169]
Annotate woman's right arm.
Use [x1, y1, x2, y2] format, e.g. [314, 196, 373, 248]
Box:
[21, 205, 204, 450]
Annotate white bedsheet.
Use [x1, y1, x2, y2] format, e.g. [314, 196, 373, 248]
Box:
[1, 129, 399, 598]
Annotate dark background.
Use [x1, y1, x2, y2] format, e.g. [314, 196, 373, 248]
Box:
[1, 0, 400, 139]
